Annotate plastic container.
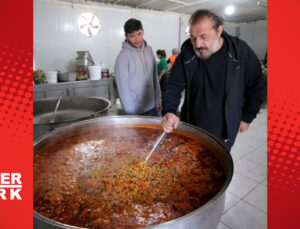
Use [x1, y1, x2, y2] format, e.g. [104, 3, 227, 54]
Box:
[101, 69, 109, 79]
[88, 65, 101, 80]
[45, 71, 58, 84]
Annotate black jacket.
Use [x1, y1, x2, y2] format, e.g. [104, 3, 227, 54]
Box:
[162, 31, 265, 147]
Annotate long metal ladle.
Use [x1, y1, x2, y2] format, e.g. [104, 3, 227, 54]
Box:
[145, 131, 167, 162]
[50, 95, 62, 123]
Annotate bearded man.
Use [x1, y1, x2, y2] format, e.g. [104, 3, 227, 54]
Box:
[162, 9, 265, 150]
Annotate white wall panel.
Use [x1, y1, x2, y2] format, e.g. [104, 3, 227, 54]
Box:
[102, 10, 131, 71]
[237, 20, 267, 60]
[132, 10, 180, 60]
[34, 0, 181, 73]
[253, 20, 267, 60]
[179, 15, 190, 47]
[223, 22, 237, 36]
[239, 21, 256, 50]
[34, 0, 267, 73]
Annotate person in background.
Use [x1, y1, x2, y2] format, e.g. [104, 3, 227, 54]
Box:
[162, 9, 265, 150]
[156, 49, 168, 82]
[167, 48, 179, 70]
[114, 18, 161, 116]
[156, 49, 169, 100]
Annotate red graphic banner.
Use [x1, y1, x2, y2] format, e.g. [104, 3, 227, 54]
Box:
[0, 1, 33, 228]
[268, 0, 300, 228]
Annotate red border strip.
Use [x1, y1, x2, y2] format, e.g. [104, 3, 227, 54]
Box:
[0, 1, 33, 228]
[268, 0, 300, 228]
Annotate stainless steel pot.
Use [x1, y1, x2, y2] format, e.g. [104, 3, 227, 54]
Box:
[34, 116, 233, 229]
[33, 96, 110, 140]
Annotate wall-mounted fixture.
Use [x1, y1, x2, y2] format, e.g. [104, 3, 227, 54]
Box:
[257, 0, 267, 7]
[77, 12, 100, 37]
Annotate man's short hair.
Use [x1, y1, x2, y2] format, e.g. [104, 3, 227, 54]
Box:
[172, 48, 179, 55]
[124, 18, 143, 34]
[189, 9, 224, 31]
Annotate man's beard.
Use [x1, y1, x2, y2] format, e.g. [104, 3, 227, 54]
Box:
[127, 40, 143, 49]
[193, 37, 219, 60]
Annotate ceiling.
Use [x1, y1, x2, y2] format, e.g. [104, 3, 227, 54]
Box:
[74, 0, 267, 23]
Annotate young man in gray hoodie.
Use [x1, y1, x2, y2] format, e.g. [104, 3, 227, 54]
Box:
[114, 18, 161, 115]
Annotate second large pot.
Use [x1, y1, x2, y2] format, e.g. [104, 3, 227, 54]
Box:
[33, 96, 110, 140]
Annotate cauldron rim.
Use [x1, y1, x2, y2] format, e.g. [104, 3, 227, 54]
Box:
[33, 115, 233, 229]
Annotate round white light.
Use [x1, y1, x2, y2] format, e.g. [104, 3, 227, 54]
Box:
[77, 12, 100, 37]
[225, 6, 235, 15]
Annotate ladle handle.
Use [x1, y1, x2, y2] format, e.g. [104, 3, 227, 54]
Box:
[145, 131, 167, 162]
[50, 96, 62, 123]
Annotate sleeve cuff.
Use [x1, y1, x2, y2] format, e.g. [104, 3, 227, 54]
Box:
[162, 109, 177, 116]
[242, 112, 256, 123]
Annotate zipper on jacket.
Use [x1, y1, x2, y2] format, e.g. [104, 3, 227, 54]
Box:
[228, 52, 239, 63]
[184, 55, 196, 64]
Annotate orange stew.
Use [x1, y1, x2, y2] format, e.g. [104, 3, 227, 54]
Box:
[34, 127, 225, 228]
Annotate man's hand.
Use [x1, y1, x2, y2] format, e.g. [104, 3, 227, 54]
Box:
[156, 102, 162, 112]
[239, 121, 250, 133]
[162, 113, 179, 133]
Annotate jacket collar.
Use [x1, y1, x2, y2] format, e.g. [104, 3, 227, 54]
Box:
[222, 31, 241, 96]
[222, 31, 240, 61]
[122, 40, 147, 51]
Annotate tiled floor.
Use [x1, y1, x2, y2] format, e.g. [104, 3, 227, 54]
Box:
[219, 106, 267, 229]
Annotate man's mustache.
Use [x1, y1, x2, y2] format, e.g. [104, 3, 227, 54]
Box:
[198, 47, 208, 51]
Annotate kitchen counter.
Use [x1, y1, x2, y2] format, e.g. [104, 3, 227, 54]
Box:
[34, 78, 115, 104]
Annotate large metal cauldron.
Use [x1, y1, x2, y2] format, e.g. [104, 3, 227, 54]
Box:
[33, 96, 110, 140]
[34, 116, 233, 229]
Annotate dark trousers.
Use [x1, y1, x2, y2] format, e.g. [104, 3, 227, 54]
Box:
[214, 135, 232, 152]
[224, 141, 232, 152]
[140, 107, 158, 116]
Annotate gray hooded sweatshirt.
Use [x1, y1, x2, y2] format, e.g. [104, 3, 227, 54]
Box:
[114, 40, 161, 114]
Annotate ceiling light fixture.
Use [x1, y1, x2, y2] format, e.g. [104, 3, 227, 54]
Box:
[225, 5, 235, 15]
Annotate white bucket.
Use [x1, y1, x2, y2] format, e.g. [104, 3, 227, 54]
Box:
[45, 71, 58, 84]
[88, 65, 101, 80]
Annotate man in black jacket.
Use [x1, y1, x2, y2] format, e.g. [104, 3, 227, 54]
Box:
[162, 9, 265, 150]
